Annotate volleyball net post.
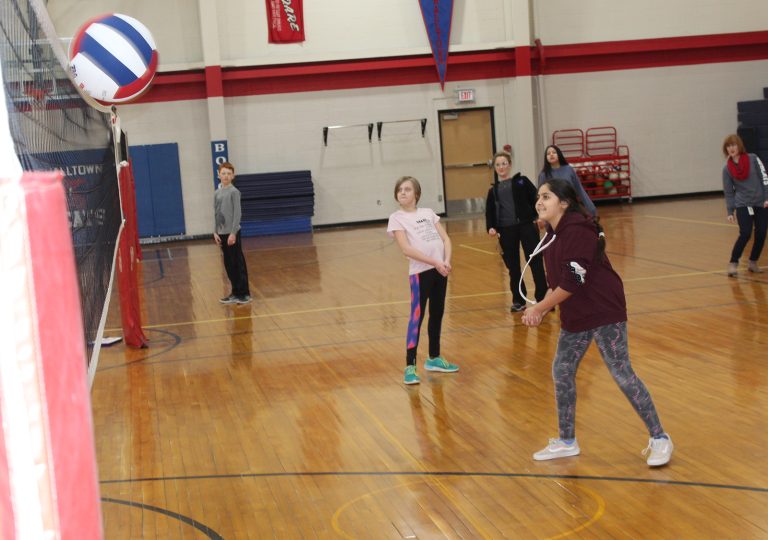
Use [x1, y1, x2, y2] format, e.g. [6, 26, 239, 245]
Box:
[0, 171, 102, 539]
[117, 158, 148, 349]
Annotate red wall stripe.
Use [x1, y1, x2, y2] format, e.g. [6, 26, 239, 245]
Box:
[133, 31, 768, 104]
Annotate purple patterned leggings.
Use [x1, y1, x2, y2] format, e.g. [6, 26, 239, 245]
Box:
[552, 321, 664, 440]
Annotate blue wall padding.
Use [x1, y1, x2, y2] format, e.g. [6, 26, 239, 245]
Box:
[235, 170, 314, 236]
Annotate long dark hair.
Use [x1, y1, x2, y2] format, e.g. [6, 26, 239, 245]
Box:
[541, 178, 606, 259]
[540, 144, 569, 179]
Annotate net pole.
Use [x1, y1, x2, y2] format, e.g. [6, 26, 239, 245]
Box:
[0, 171, 103, 539]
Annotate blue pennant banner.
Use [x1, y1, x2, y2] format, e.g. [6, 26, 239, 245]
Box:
[418, 0, 454, 89]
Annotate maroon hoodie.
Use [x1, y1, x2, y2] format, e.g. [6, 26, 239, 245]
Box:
[542, 211, 627, 332]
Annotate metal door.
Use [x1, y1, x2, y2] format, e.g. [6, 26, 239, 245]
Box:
[439, 108, 495, 214]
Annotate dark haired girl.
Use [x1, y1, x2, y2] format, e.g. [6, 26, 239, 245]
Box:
[538, 144, 596, 217]
[522, 178, 673, 467]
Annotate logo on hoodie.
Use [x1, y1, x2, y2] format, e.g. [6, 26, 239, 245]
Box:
[569, 261, 586, 284]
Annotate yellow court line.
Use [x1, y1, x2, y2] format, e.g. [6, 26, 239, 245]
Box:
[114, 267, 732, 332]
[459, 244, 496, 255]
[644, 215, 732, 227]
[459, 243, 497, 255]
[127, 299, 411, 330]
[624, 269, 721, 282]
[545, 483, 606, 540]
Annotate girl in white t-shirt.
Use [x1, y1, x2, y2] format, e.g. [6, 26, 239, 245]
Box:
[387, 176, 459, 385]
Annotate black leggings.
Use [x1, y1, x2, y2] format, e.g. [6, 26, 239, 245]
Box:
[406, 268, 447, 365]
[730, 206, 768, 263]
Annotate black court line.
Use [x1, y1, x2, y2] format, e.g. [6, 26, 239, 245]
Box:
[101, 497, 223, 539]
[96, 328, 181, 371]
[100, 471, 768, 494]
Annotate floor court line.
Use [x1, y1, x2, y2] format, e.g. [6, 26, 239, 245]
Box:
[119, 266, 738, 332]
[459, 243, 497, 255]
[644, 215, 733, 227]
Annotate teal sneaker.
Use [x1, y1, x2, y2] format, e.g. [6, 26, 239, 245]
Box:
[424, 356, 459, 373]
[404, 365, 420, 385]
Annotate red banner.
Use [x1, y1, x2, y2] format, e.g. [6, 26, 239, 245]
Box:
[266, 0, 305, 43]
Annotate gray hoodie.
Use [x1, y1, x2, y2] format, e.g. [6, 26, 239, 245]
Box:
[722, 153, 768, 215]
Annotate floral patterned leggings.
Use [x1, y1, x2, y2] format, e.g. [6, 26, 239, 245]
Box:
[552, 321, 664, 440]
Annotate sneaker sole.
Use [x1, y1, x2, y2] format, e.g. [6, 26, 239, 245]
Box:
[404, 379, 420, 385]
[533, 448, 580, 461]
[424, 366, 458, 373]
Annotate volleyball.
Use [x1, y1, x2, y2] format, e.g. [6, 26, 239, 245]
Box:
[69, 13, 158, 104]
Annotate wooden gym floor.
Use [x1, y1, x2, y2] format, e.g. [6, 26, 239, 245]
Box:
[94, 195, 768, 539]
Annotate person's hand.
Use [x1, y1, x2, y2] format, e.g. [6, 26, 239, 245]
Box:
[521, 306, 544, 327]
[764, 200, 768, 208]
[727, 214, 735, 223]
[227, 233, 236, 246]
[488, 228, 498, 237]
[214, 233, 221, 245]
[435, 261, 451, 277]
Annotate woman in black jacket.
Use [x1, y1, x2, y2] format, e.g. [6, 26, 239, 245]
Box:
[485, 150, 547, 311]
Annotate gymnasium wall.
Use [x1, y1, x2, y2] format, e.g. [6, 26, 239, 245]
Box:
[539, 60, 768, 198]
[48, 0, 513, 68]
[48, 0, 204, 69]
[47, 1, 768, 235]
[533, 1, 768, 45]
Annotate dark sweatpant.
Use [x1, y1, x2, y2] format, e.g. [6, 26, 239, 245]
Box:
[497, 222, 547, 304]
[730, 206, 768, 264]
[220, 230, 250, 297]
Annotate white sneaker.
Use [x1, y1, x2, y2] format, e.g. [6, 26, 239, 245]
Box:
[643, 435, 673, 467]
[533, 438, 580, 461]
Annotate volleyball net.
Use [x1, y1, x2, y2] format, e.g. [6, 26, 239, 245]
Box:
[0, 0, 140, 381]
[0, 1, 144, 536]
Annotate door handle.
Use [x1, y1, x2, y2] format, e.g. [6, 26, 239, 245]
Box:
[444, 162, 489, 169]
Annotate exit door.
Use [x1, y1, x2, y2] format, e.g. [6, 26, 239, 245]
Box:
[439, 108, 496, 215]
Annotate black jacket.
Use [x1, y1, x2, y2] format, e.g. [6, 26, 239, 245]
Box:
[485, 173, 539, 230]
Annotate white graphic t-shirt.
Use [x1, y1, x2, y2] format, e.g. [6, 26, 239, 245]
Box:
[387, 207, 445, 275]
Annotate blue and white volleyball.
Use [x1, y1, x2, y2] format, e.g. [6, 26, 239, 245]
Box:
[69, 13, 158, 104]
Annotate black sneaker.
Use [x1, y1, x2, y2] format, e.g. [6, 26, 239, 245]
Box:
[510, 303, 525, 312]
[235, 295, 252, 304]
[219, 295, 237, 304]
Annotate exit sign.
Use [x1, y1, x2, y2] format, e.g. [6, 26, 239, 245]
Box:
[457, 88, 475, 103]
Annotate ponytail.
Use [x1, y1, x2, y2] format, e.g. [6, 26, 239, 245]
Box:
[594, 218, 606, 260]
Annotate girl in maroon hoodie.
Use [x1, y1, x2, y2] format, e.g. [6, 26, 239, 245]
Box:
[521, 178, 673, 467]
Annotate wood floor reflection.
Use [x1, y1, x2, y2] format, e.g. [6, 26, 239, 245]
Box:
[94, 195, 768, 539]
